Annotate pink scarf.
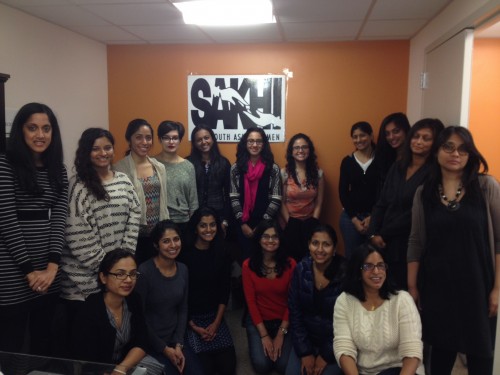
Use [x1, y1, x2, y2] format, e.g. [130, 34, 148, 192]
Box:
[242, 158, 265, 223]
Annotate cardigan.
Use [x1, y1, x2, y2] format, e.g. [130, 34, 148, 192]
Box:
[0, 156, 68, 306]
[229, 162, 282, 227]
[60, 172, 141, 301]
[408, 174, 500, 263]
[333, 291, 424, 375]
[71, 292, 150, 364]
[113, 154, 169, 226]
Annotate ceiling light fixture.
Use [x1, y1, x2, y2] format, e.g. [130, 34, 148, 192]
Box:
[173, 0, 275, 26]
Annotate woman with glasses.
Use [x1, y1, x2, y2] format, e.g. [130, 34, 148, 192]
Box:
[135, 220, 204, 375]
[286, 224, 344, 375]
[114, 119, 169, 265]
[178, 207, 236, 375]
[367, 119, 444, 289]
[280, 133, 324, 261]
[0, 103, 68, 355]
[71, 249, 163, 375]
[333, 244, 424, 375]
[374, 113, 411, 186]
[230, 127, 282, 260]
[407, 126, 500, 375]
[187, 124, 232, 235]
[154, 121, 198, 234]
[242, 220, 296, 374]
[338, 122, 379, 259]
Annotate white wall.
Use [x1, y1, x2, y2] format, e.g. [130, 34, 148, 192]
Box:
[0, 3, 108, 168]
[406, 0, 500, 123]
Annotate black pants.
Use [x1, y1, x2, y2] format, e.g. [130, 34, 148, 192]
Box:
[431, 346, 493, 375]
[198, 347, 236, 375]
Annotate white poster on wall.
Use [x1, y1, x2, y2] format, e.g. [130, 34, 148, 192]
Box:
[187, 75, 285, 143]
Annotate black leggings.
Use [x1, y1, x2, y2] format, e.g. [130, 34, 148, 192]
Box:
[431, 346, 493, 375]
[197, 347, 237, 375]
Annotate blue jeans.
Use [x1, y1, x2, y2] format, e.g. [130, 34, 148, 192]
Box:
[152, 345, 205, 375]
[285, 347, 342, 375]
[339, 210, 367, 259]
[246, 317, 292, 374]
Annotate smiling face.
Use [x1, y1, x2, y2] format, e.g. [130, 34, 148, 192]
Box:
[410, 127, 434, 158]
[90, 136, 114, 170]
[161, 130, 181, 154]
[361, 251, 387, 293]
[156, 228, 182, 261]
[291, 137, 310, 163]
[309, 231, 335, 266]
[437, 133, 469, 174]
[246, 131, 264, 158]
[99, 256, 137, 298]
[384, 122, 405, 149]
[23, 113, 52, 158]
[351, 129, 373, 152]
[130, 125, 153, 157]
[194, 129, 214, 155]
[196, 215, 217, 245]
[260, 227, 280, 254]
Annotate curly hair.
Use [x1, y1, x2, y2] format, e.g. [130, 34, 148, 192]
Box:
[236, 127, 275, 173]
[285, 133, 320, 189]
[74, 128, 115, 201]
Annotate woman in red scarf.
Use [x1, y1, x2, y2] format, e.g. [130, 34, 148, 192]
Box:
[230, 127, 282, 261]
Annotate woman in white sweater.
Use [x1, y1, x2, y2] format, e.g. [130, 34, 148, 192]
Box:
[333, 244, 424, 375]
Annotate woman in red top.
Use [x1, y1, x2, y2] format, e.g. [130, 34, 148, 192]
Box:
[242, 219, 296, 374]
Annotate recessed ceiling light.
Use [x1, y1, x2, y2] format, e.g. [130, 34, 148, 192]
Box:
[173, 0, 275, 26]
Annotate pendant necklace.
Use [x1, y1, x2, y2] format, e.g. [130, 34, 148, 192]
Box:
[261, 263, 277, 276]
[438, 184, 462, 211]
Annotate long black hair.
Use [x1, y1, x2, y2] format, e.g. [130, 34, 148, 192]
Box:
[343, 243, 397, 302]
[124, 118, 153, 156]
[188, 124, 228, 182]
[374, 112, 410, 175]
[249, 219, 291, 278]
[422, 126, 489, 203]
[236, 127, 274, 173]
[6, 102, 65, 194]
[74, 128, 114, 201]
[285, 133, 320, 189]
[399, 118, 444, 171]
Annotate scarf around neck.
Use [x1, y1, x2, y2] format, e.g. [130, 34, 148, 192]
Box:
[242, 158, 265, 223]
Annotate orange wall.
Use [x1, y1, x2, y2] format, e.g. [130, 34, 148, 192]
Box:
[107, 41, 409, 254]
[470, 38, 500, 180]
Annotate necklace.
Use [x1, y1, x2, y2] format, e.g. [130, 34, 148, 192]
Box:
[438, 184, 462, 211]
[261, 263, 278, 276]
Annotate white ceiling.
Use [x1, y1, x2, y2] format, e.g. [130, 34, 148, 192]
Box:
[0, 0, 462, 44]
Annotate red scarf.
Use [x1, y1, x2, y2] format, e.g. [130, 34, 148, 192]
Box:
[242, 158, 265, 223]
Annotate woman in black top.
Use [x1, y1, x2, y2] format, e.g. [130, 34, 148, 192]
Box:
[0, 103, 68, 355]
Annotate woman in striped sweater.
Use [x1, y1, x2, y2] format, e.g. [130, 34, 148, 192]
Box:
[0, 103, 68, 355]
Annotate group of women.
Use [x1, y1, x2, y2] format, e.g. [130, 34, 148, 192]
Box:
[0, 102, 498, 375]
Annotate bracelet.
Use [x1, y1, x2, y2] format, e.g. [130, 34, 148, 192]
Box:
[175, 343, 184, 349]
[369, 234, 376, 239]
[260, 334, 269, 339]
[279, 326, 288, 335]
[113, 369, 126, 375]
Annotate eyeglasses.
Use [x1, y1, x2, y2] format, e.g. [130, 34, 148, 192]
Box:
[247, 139, 263, 145]
[361, 263, 387, 272]
[108, 271, 140, 280]
[441, 142, 468, 156]
[196, 135, 212, 144]
[162, 136, 180, 143]
[261, 234, 279, 241]
[292, 145, 309, 151]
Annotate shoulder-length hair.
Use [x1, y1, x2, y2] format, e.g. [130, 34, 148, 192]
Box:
[422, 126, 489, 203]
[236, 127, 274, 173]
[249, 219, 290, 278]
[399, 118, 444, 171]
[188, 124, 227, 181]
[150, 219, 181, 252]
[6, 102, 65, 194]
[374, 112, 410, 169]
[97, 248, 136, 292]
[343, 243, 397, 302]
[308, 224, 345, 281]
[124, 118, 153, 156]
[285, 133, 320, 189]
[74, 128, 114, 201]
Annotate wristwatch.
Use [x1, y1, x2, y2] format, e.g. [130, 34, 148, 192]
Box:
[279, 326, 288, 335]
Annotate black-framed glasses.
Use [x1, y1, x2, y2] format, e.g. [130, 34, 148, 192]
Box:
[108, 271, 140, 280]
[361, 263, 387, 272]
[292, 145, 309, 151]
[441, 142, 468, 156]
[247, 139, 263, 145]
[162, 136, 180, 143]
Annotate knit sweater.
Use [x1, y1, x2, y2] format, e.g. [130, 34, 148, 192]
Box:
[60, 172, 141, 301]
[0, 156, 68, 306]
[155, 159, 198, 224]
[333, 291, 424, 375]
